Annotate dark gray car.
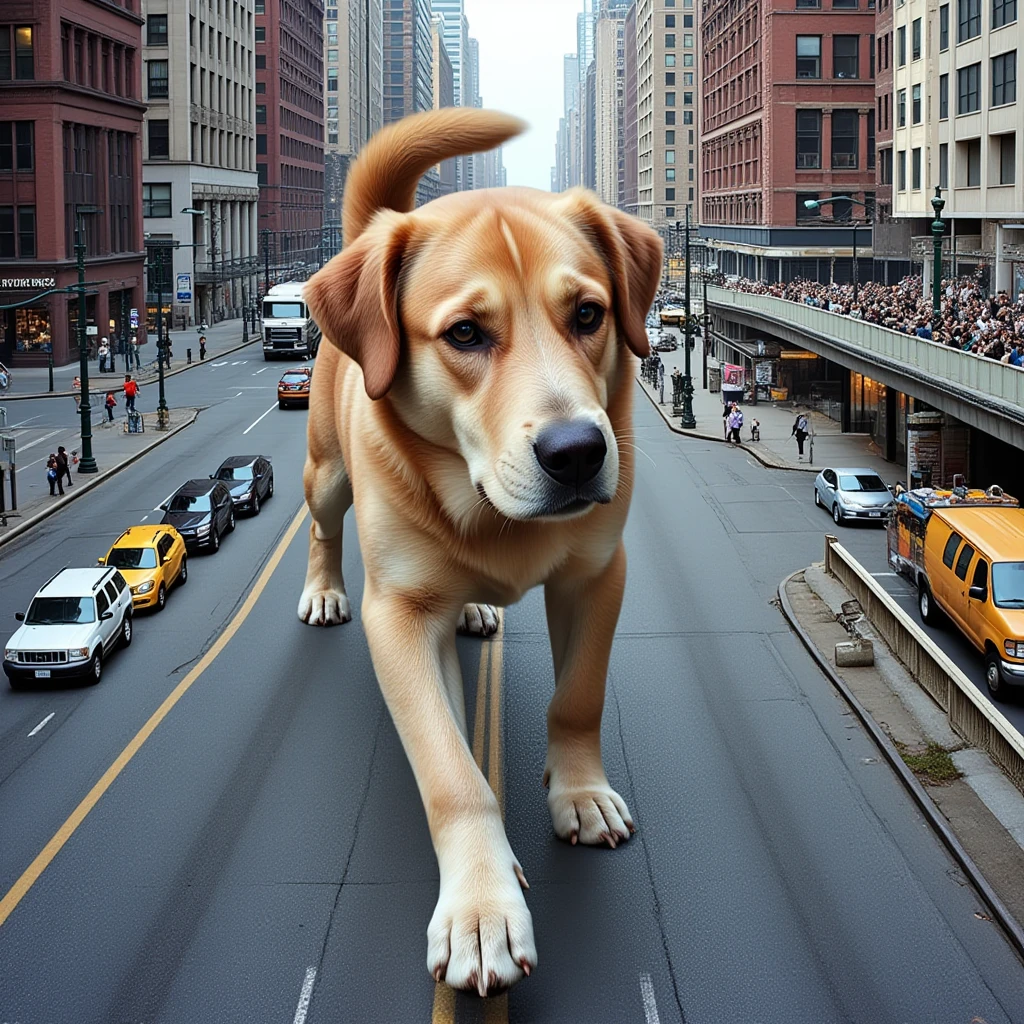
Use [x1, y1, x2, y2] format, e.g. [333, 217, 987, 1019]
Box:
[212, 455, 274, 515]
[159, 479, 236, 552]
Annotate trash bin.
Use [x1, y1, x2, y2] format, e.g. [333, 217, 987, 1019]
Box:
[709, 366, 722, 393]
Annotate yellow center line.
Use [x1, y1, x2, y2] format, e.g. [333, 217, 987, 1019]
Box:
[0, 505, 310, 930]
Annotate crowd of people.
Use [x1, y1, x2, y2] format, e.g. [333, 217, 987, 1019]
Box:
[725, 274, 1024, 366]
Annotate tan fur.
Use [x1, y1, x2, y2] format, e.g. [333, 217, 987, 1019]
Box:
[299, 109, 662, 996]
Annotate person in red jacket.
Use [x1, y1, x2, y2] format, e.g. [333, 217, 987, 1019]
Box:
[123, 374, 138, 413]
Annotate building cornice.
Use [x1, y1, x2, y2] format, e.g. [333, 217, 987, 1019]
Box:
[82, 0, 146, 26]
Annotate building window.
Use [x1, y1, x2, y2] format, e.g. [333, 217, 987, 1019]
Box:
[665, 53, 676, 66]
[683, 72, 693, 84]
[142, 183, 171, 218]
[665, 72, 675, 84]
[665, 92, 676, 106]
[256, 104, 267, 124]
[328, 68, 338, 91]
[911, 18, 922, 60]
[0, 206, 15, 257]
[257, 162, 267, 185]
[665, 188, 676, 200]
[255, 26, 265, 42]
[666, 130, 675, 143]
[992, 51, 1016, 106]
[796, 0, 821, 7]
[665, 149, 676, 163]
[666, 34, 676, 46]
[683, 110, 694, 123]
[1000, 134, 1016, 183]
[912, 83, 922, 123]
[256, 133, 267, 154]
[665, 111, 676, 124]
[666, 14, 676, 25]
[256, 53, 266, 68]
[939, 74, 949, 117]
[255, 0, 265, 11]
[684, 14, 693, 25]
[897, 26, 906, 66]
[147, 60, 169, 99]
[939, 142, 949, 187]
[148, 119, 169, 159]
[868, 109, 875, 167]
[684, 34, 694, 47]
[834, 36, 859, 78]
[993, 0, 1017, 28]
[0, 205, 35, 257]
[831, 110, 859, 168]
[147, 14, 168, 46]
[0, 121, 34, 171]
[897, 148, 906, 190]
[958, 0, 981, 42]
[683, 91, 692, 104]
[897, 88, 906, 126]
[833, 0, 858, 7]
[870, 33, 875, 78]
[256, 81, 265, 93]
[911, 147, 921, 188]
[962, 138, 981, 185]
[940, 4, 950, 49]
[0, 25, 34, 80]
[666, 168, 676, 179]
[683, 53, 694, 66]
[665, 207, 675, 217]
[16, 206, 34, 257]
[796, 109, 822, 168]
[958, 62, 981, 112]
[797, 36, 821, 79]
[796, 192, 821, 220]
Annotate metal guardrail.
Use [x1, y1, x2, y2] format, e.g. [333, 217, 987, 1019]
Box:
[706, 287, 1024, 423]
[823, 535, 1024, 794]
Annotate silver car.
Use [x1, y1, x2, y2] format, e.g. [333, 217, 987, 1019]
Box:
[814, 467, 895, 525]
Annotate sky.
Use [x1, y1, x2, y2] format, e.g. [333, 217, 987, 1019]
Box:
[464, 0, 580, 191]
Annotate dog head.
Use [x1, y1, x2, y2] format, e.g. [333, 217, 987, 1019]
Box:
[305, 187, 662, 523]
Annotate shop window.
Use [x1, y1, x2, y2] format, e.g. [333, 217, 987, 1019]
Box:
[142, 183, 172, 218]
[14, 307, 51, 352]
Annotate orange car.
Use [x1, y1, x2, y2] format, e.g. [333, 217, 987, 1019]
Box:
[277, 366, 312, 408]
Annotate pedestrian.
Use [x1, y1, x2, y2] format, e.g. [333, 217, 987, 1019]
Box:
[723, 399, 732, 438]
[56, 446, 72, 488]
[792, 412, 810, 460]
[727, 403, 744, 444]
[129, 337, 140, 371]
[199, 335, 207, 360]
[46, 455, 64, 496]
[123, 373, 138, 413]
[104, 390, 117, 423]
[72, 375, 82, 413]
[98, 337, 110, 374]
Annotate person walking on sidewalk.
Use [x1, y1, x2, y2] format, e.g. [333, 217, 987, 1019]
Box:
[104, 390, 117, 423]
[46, 455, 64, 496]
[123, 374, 138, 413]
[98, 338, 110, 374]
[199, 335, 207, 360]
[56, 446, 72, 488]
[129, 337, 140, 371]
[791, 412, 810, 460]
[72, 375, 82, 414]
[727, 403, 744, 444]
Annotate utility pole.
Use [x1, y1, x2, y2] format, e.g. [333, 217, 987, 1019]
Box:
[930, 186, 945, 335]
[75, 206, 100, 474]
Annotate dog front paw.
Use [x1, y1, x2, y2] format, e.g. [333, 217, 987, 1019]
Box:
[546, 777, 634, 848]
[457, 603, 500, 636]
[297, 585, 352, 626]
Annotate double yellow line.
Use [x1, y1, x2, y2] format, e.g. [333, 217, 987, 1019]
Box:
[431, 612, 509, 1024]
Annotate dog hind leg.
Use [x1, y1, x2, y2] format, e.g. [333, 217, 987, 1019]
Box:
[298, 454, 353, 626]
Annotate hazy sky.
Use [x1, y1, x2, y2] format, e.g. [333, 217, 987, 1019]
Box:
[465, 0, 580, 191]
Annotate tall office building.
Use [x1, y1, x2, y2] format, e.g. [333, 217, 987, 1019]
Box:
[699, 0, 875, 281]
[564, 53, 580, 113]
[256, 0, 325, 283]
[431, 15, 457, 195]
[594, 5, 628, 207]
[623, 2, 639, 215]
[324, 0, 382, 249]
[431, 0, 469, 188]
[143, 0, 259, 328]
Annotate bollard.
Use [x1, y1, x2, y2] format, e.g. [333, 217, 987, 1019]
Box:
[187, 347, 192, 364]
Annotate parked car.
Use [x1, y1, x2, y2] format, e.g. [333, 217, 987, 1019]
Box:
[213, 455, 275, 515]
[98, 525, 188, 612]
[3, 567, 133, 687]
[655, 337, 678, 352]
[814, 467, 895, 525]
[278, 366, 312, 408]
[159, 479, 236, 552]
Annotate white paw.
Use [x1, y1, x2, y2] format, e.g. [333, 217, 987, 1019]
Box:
[457, 603, 500, 637]
[546, 779, 634, 848]
[297, 586, 352, 626]
[427, 849, 536, 995]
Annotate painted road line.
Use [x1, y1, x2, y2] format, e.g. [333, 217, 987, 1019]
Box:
[154, 486, 179, 513]
[0, 505, 310, 930]
[13, 429, 64, 454]
[291, 965, 317, 1024]
[211, 361, 228, 367]
[235, 392, 243, 397]
[242, 402, 277, 435]
[639, 973, 661, 1024]
[8, 415, 42, 428]
[27, 713, 55, 738]
[253, 366, 269, 374]
[140, 515, 148, 522]
[872, 572, 898, 577]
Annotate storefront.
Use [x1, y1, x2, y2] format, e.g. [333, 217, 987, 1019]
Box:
[0, 275, 57, 364]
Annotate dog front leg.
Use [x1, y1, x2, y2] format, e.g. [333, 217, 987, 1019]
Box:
[362, 587, 536, 995]
[543, 542, 634, 848]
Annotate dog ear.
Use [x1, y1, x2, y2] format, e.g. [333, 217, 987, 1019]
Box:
[561, 191, 663, 358]
[304, 215, 410, 400]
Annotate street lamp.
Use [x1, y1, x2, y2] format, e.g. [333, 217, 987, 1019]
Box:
[146, 239, 178, 430]
[803, 195, 868, 303]
[680, 208, 697, 430]
[183, 208, 206, 325]
[930, 187, 946, 334]
[74, 204, 100, 475]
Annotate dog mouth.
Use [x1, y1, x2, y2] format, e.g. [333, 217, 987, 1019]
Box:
[475, 481, 609, 521]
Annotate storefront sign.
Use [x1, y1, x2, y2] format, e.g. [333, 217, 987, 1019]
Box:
[130, 308, 139, 329]
[722, 363, 744, 387]
[1, 276, 56, 290]
[176, 274, 192, 302]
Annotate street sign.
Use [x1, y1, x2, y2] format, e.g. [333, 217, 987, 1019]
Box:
[86, 325, 98, 336]
[130, 308, 139, 329]
[176, 273, 192, 302]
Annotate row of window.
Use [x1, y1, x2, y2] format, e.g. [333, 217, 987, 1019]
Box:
[0, 25, 33, 80]
[0, 122, 33, 172]
[797, 35, 873, 80]
[795, 0, 874, 7]
[889, 133, 1015, 190]
[796, 109, 876, 170]
[896, 52, 1017, 128]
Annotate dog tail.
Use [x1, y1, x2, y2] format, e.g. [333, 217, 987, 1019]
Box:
[342, 108, 526, 243]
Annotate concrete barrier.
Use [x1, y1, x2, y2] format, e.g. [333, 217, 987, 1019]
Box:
[823, 534, 1024, 794]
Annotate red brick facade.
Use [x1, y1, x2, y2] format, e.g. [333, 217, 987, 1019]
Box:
[0, 0, 145, 367]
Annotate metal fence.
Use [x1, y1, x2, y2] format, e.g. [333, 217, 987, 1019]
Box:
[823, 536, 1024, 794]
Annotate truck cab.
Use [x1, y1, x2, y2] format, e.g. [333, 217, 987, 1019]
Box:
[261, 283, 321, 361]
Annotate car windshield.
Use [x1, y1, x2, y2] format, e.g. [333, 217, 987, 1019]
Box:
[265, 302, 303, 319]
[169, 493, 211, 512]
[992, 562, 1024, 608]
[838, 474, 888, 492]
[26, 596, 96, 624]
[282, 374, 308, 384]
[106, 547, 158, 570]
[217, 465, 253, 481]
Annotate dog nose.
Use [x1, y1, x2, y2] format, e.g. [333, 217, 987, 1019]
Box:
[534, 420, 607, 486]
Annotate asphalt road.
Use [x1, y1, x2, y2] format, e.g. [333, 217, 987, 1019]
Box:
[1, 370, 1023, 1023]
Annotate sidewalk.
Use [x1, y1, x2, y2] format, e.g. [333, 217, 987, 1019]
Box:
[2, 317, 259, 399]
[0, 407, 199, 545]
[637, 361, 897, 482]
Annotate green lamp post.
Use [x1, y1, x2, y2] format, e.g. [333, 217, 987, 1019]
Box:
[803, 195, 868, 303]
[930, 187, 946, 333]
[680, 208, 697, 429]
[74, 205, 100, 475]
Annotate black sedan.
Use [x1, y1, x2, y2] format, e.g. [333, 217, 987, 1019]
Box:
[159, 479, 236, 553]
[212, 455, 275, 515]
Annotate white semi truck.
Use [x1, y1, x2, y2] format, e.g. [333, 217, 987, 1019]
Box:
[261, 282, 322, 361]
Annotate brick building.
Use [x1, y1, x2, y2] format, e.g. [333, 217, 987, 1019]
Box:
[700, 0, 877, 283]
[0, 0, 145, 368]
[256, 0, 324, 282]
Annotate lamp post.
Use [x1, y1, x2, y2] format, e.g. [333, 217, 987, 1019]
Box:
[146, 241, 177, 430]
[242, 282, 249, 344]
[680, 208, 697, 429]
[803, 195, 868, 303]
[261, 229, 271, 293]
[930, 186, 946, 334]
[74, 205, 100, 474]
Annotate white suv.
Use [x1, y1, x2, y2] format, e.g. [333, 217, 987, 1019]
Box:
[3, 567, 133, 688]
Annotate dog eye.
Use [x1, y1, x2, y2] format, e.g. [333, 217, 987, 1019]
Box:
[575, 303, 604, 333]
[446, 321, 484, 348]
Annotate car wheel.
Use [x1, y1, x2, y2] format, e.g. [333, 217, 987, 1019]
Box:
[814, 488, 821, 508]
[178, 556, 188, 586]
[156, 583, 167, 612]
[252, 492, 260, 516]
[985, 649, 1007, 702]
[228, 507, 236, 532]
[89, 651, 102, 685]
[210, 527, 220, 553]
[918, 584, 938, 626]
[267, 474, 274, 498]
[121, 613, 133, 647]
[832, 503, 844, 526]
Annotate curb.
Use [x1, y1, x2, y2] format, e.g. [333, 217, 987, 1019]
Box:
[777, 569, 1024, 963]
[635, 377, 817, 473]
[1, 338, 261, 402]
[0, 409, 200, 550]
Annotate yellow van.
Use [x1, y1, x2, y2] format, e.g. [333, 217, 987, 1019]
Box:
[919, 505, 1024, 700]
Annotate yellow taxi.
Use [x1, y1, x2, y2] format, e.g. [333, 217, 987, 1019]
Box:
[278, 365, 312, 408]
[98, 525, 188, 611]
